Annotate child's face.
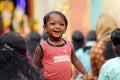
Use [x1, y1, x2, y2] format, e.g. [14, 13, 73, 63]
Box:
[44, 13, 67, 39]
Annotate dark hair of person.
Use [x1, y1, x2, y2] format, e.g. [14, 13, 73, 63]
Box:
[0, 34, 2, 39]
[43, 11, 68, 26]
[1, 32, 26, 55]
[83, 30, 96, 51]
[72, 31, 84, 51]
[25, 32, 44, 68]
[103, 41, 115, 60]
[0, 32, 42, 80]
[111, 28, 120, 56]
[26, 31, 41, 58]
[86, 31, 96, 41]
[42, 32, 49, 40]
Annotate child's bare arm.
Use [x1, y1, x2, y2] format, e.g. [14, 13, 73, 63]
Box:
[72, 65, 79, 79]
[32, 46, 43, 70]
[71, 48, 88, 75]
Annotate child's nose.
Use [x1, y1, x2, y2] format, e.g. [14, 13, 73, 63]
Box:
[56, 24, 60, 28]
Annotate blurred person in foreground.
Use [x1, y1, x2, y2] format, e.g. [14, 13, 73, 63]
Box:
[98, 28, 120, 80]
[0, 32, 44, 80]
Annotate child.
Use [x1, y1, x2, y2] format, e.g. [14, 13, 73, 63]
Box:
[32, 11, 88, 80]
[98, 28, 120, 80]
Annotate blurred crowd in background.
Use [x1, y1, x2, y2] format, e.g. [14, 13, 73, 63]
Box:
[0, 0, 40, 37]
[1, 0, 120, 80]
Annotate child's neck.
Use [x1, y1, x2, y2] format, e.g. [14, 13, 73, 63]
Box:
[48, 38, 64, 45]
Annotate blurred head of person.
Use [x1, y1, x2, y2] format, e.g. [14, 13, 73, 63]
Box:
[86, 30, 96, 42]
[0, 32, 41, 80]
[1, 32, 26, 55]
[84, 30, 96, 51]
[26, 31, 41, 58]
[72, 31, 84, 51]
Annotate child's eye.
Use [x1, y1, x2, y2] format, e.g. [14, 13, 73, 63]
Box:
[50, 23, 55, 25]
[60, 23, 65, 26]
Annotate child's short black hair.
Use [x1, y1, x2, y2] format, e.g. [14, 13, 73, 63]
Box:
[43, 11, 68, 26]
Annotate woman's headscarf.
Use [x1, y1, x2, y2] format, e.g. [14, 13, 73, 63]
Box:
[96, 13, 118, 41]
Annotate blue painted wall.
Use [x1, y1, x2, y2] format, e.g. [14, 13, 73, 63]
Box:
[91, 0, 102, 30]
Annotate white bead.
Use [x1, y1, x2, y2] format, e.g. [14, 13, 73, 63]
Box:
[64, 50, 66, 53]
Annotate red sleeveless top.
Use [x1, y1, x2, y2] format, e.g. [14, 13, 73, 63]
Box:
[40, 40, 73, 80]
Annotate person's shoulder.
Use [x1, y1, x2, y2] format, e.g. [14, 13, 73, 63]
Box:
[64, 39, 74, 49]
[41, 40, 47, 43]
[76, 48, 84, 56]
[102, 57, 117, 69]
[100, 57, 119, 78]
[64, 39, 71, 45]
[40, 40, 47, 45]
[39, 40, 48, 49]
[106, 57, 117, 63]
[76, 48, 83, 53]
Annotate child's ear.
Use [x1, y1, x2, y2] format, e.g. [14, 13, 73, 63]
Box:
[43, 25, 47, 32]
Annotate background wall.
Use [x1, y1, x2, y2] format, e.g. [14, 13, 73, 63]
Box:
[91, 0, 102, 30]
[103, 0, 120, 26]
[1, 0, 120, 39]
[33, 0, 120, 40]
[70, 0, 91, 37]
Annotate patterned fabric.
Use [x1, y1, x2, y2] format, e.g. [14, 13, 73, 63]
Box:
[90, 40, 107, 78]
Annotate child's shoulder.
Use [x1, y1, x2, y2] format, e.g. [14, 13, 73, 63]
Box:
[39, 40, 49, 51]
[64, 39, 73, 47]
[39, 40, 48, 47]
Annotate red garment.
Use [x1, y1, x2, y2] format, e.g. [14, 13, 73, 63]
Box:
[40, 40, 73, 80]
